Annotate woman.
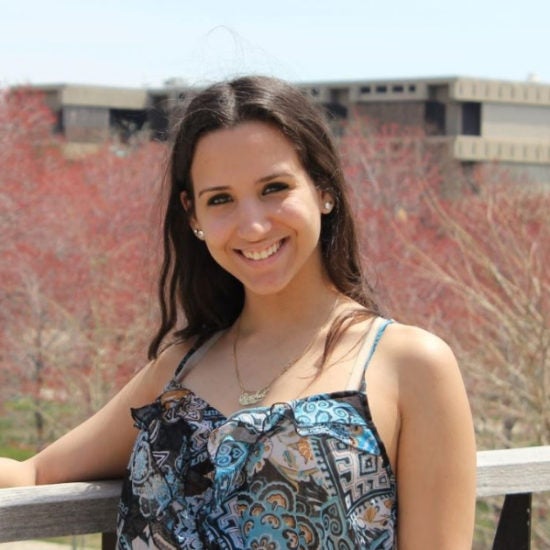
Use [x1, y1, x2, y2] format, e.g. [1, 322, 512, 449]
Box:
[0, 76, 476, 548]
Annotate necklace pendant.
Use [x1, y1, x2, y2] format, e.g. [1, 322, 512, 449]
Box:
[238, 388, 268, 406]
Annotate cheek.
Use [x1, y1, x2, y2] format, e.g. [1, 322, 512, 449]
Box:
[203, 231, 232, 270]
[283, 198, 323, 234]
[280, 192, 321, 219]
[199, 213, 234, 249]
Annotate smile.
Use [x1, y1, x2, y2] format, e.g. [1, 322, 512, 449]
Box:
[241, 240, 283, 261]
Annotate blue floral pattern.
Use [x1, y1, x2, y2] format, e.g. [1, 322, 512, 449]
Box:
[117, 386, 396, 549]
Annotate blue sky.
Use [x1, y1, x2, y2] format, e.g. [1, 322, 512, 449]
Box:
[1, 0, 548, 87]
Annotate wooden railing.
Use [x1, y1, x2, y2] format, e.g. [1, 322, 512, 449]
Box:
[1, 446, 550, 549]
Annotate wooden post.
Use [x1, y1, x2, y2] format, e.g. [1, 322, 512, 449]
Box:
[492, 493, 532, 550]
[102, 531, 117, 550]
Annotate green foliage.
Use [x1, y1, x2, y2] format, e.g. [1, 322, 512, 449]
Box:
[40, 534, 101, 549]
[0, 444, 34, 461]
[0, 409, 34, 459]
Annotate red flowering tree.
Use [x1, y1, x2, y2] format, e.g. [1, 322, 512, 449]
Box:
[0, 89, 165, 448]
[1, 91, 548, 544]
[341, 115, 550, 546]
[343, 118, 549, 447]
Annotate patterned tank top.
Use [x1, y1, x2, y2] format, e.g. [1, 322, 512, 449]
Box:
[117, 318, 397, 549]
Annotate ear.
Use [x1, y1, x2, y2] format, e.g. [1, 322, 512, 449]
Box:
[318, 190, 334, 214]
[180, 191, 198, 228]
[180, 191, 192, 212]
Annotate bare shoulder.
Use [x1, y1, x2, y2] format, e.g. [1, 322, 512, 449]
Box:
[382, 322, 458, 372]
[378, 322, 464, 406]
[381, 323, 476, 547]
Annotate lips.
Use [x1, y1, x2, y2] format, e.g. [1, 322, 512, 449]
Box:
[240, 239, 283, 261]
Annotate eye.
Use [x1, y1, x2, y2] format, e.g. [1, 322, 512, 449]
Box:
[207, 193, 232, 206]
[262, 182, 289, 195]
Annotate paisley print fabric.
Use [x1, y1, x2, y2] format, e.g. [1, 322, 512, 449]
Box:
[117, 323, 397, 549]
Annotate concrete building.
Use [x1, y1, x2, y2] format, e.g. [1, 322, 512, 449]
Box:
[36, 84, 150, 140]
[300, 76, 550, 184]
[20, 77, 550, 182]
[21, 84, 153, 157]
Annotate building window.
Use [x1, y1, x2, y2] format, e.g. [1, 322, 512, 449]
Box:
[375, 85, 388, 93]
[324, 102, 348, 120]
[110, 109, 148, 143]
[360, 86, 371, 94]
[425, 101, 446, 135]
[392, 85, 404, 93]
[63, 106, 110, 142]
[461, 102, 481, 136]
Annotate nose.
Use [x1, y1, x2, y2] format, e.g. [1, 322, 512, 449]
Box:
[236, 198, 272, 241]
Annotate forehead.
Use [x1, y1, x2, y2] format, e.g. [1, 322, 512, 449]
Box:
[191, 121, 304, 185]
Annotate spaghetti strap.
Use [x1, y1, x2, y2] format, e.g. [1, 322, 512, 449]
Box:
[345, 318, 394, 392]
[173, 330, 225, 382]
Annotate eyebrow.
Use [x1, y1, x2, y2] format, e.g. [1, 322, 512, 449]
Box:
[197, 185, 228, 198]
[256, 171, 294, 184]
[197, 172, 294, 198]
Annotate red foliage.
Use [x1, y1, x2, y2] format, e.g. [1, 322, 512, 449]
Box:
[1, 95, 548, 455]
[0, 89, 166, 441]
[341, 116, 550, 450]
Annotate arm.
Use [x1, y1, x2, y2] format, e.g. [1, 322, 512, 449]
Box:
[0, 344, 187, 487]
[394, 326, 476, 549]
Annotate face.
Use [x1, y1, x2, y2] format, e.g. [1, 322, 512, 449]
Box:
[184, 121, 332, 297]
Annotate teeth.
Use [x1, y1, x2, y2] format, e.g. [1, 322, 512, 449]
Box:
[242, 241, 282, 261]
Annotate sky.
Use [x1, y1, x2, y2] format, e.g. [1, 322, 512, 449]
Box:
[1, 0, 549, 89]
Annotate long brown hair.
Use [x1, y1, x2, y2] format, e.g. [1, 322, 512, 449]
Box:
[148, 75, 380, 359]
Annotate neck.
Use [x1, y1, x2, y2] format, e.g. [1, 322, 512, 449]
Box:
[239, 279, 343, 336]
[236, 248, 355, 336]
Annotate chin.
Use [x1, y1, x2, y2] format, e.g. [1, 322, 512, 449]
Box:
[241, 277, 294, 298]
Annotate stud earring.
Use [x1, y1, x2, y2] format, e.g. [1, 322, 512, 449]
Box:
[193, 228, 205, 240]
[323, 201, 334, 214]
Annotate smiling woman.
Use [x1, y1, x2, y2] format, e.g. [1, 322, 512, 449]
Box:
[185, 121, 330, 297]
[0, 76, 476, 549]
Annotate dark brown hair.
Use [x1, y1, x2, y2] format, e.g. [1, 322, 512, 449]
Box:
[148, 75, 379, 358]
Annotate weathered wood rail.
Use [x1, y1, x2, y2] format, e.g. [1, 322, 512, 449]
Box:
[1, 446, 550, 549]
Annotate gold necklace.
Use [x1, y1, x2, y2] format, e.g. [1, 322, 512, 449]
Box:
[233, 304, 337, 406]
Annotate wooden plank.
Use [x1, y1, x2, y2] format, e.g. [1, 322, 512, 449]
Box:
[0, 480, 121, 542]
[1, 447, 550, 543]
[477, 445, 550, 498]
